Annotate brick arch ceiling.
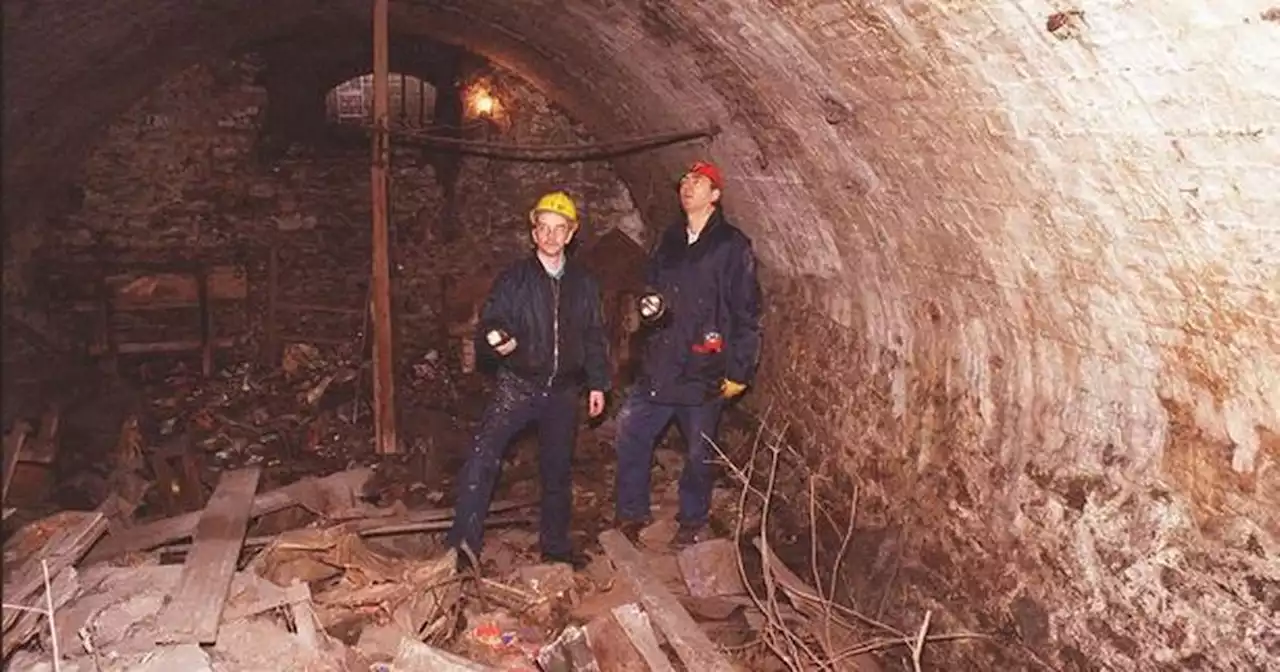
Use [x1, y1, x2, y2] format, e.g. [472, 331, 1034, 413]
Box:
[4, 1, 1278, 668]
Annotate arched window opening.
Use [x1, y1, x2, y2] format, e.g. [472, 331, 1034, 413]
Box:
[325, 72, 437, 129]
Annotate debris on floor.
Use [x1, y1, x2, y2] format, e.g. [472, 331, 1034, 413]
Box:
[2, 302, 890, 670]
[2, 457, 836, 672]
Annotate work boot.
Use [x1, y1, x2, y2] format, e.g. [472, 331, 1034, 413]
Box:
[616, 519, 649, 547]
[670, 523, 710, 550]
[541, 549, 589, 572]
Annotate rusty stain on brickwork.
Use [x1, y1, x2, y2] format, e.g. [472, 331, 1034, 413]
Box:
[1046, 10, 1087, 40]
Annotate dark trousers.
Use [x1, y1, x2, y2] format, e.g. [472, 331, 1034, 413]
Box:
[447, 373, 578, 559]
[613, 389, 723, 527]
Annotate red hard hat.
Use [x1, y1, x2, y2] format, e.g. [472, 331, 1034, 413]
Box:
[683, 160, 724, 190]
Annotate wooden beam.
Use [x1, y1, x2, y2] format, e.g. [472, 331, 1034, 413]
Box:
[612, 603, 678, 672]
[598, 530, 737, 672]
[276, 302, 363, 315]
[2, 511, 108, 657]
[82, 467, 357, 563]
[1, 422, 31, 504]
[88, 337, 237, 355]
[156, 509, 534, 557]
[155, 467, 261, 644]
[370, 0, 398, 454]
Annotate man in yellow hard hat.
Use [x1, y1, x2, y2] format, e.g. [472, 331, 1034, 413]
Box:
[613, 160, 763, 549]
[447, 191, 610, 571]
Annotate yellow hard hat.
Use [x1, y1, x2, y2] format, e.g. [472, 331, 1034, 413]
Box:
[530, 191, 578, 223]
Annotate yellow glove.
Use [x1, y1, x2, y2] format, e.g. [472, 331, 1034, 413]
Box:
[720, 379, 748, 399]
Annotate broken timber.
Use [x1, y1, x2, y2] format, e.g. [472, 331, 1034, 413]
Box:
[155, 467, 261, 644]
[598, 529, 737, 672]
[83, 468, 534, 563]
[156, 509, 534, 557]
[612, 603, 678, 672]
[83, 468, 371, 562]
[2, 511, 108, 658]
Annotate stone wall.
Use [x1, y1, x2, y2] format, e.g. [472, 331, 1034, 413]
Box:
[46, 52, 644, 367]
[751, 273, 1279, 671]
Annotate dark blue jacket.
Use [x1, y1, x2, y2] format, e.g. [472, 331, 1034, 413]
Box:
[637, 208, 763, 405]
[475, 255, 611, 392]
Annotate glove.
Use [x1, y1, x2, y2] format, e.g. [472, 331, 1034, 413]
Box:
[720, 379, 748, 399]
[637, 292, 665, 324]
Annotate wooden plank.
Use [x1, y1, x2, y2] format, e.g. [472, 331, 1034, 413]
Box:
[68, 266, 248, 312]
[88, 337, 237, 355]
[369, 0, 398, 455]
[276, 302, 363, 315]
[157, 506, 535, 557]
[584, 611, 651, 672]
[83, 472, 530, 563]
[2, 511, 108, 657]
[612, 603, 678, 672]
[598, 529, 736, 672]
[278, 334, 356, 346]
[1, 422, 31, 505]
[82, 468, 365, 562]
[156, 466, 262, 644]
[288, 582, 320, 650]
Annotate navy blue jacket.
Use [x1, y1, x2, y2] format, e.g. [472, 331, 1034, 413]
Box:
[475, 255, 611, 393]
[637, 208, 763, 405]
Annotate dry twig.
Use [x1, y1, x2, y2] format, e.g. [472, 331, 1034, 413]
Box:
[0, 560, 62, 671]
[910, 610, 932, 671]
[705, 417, 992, 672]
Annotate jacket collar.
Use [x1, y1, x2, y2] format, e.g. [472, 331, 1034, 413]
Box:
[665, 206, 728, 248]
[526, 251, 578, 278]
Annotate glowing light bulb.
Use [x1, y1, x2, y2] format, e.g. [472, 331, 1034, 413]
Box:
[473, 90, 495, 116]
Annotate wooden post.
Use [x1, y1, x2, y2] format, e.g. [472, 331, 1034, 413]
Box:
[370, 0, 399, 455]
[419, 78, 426, 126]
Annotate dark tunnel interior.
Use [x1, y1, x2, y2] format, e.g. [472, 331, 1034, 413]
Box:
[3, 2, 1278, 671]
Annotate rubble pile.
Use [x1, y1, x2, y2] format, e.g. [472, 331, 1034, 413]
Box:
[1, 443, 861, 672]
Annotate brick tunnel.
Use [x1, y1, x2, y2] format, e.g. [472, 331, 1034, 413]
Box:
[2, 2, 1278, 671]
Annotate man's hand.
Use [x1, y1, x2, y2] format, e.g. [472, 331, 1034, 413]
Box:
[720, 379, 748, 399]
[637, 292, 665, 323]
[588, 390, 606, 418]
[486, 328, 518, 356]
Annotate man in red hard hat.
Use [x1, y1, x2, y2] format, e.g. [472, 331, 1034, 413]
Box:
[448, 191, 611, 571]
[614, 160, 763, 548]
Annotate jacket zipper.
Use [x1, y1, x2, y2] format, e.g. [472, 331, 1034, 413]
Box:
[548, 278, 561, 387]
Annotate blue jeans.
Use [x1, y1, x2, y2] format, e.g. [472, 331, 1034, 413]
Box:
[613, 389, 723, 527]
[447, 373, 578, 559]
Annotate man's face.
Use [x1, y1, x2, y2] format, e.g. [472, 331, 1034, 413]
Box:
[679, 172, 721, 213]
[531, 211, 576, 256]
